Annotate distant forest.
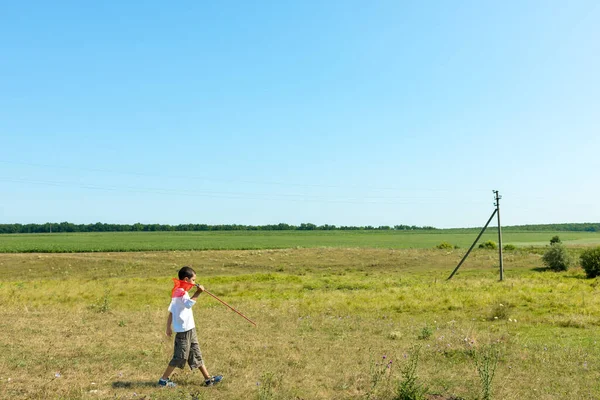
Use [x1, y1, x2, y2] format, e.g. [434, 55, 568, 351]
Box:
[0, 222, 435, 234]
[0, 222, 598, 234]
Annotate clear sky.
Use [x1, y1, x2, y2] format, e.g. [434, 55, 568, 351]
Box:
[1, 1, 599, 228]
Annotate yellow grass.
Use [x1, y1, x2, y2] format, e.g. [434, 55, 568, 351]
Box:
[0, 248, 599, 399]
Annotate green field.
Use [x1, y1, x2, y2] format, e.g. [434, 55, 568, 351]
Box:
[1, 230, 600, 253]
[1, 232, 599, 399]
[1, 245, 600, 399]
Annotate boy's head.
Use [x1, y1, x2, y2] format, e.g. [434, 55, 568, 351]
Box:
[178, 266, 196, 284]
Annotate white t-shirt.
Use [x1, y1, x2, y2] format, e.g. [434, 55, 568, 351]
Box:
[168, 291, 196, 332]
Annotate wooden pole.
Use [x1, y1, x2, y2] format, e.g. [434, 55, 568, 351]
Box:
[494, 190, 504, 281]
[201, 287, 257, 327]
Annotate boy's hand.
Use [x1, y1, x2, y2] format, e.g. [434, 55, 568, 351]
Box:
[191, 285, 204, 299]
[166, 326, 172, 337]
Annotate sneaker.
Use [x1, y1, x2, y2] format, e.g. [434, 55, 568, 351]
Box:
[205, 375, 223, 386]
[158, 378, 176, 387]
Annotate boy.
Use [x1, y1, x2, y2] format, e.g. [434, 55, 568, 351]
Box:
[158, 266, 223, 388]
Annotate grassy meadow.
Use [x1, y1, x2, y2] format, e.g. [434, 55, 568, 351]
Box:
[1, 229, 600, 252]
[1, 244, 599, 399]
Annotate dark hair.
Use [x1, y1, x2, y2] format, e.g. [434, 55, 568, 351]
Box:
[178, 266, 196, 280]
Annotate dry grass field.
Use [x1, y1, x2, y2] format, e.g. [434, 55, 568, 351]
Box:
[1, 248, 599, 399]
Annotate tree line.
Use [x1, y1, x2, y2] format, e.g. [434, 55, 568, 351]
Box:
[1, 222, 597, 234]
[440, 223, 600, 234]
[0, 222, 437, 234]
[502, 223, 599, 232]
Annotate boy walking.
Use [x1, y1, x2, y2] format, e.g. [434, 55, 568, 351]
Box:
[158, 266, 223, 388]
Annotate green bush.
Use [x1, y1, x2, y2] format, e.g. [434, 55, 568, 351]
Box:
[542, 243, 572, 271]
[503, 244, 516, 251]
[550, 235, 561, 245]
[580, 247, 600, 278]
[435, 241, 454, 250]
[417, 326, 433, 340]
[478, 240, 497, 250]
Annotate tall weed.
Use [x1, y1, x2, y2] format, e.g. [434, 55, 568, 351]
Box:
[366, 354, 393, 399]
[257, 371, 279, 400]
[475, 345, 500, 400]
[89, 290, 111, 313]
[394, 346, 426, 400]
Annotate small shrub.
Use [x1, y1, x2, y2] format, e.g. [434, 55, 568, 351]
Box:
[436, 242, 454, 250]
[417, 326, 433, 340]
[89, 290, 111, 313]
[478, 240, 497, 250]
[580, 247, 600, 278]
[550, 235, 561, 245]
[542, 243, 572, 271]
[502, 244, 516, 251]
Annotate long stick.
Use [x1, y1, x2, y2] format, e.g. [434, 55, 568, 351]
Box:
[200, 287, 257, 327]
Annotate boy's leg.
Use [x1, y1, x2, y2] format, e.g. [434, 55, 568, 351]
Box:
[187, 329, 217, 382]
[188, 329, 210, 378]
[161, 365, 177, 380]
[199, 365, 211, 380]
[171, 331, 192, 370]
[158, 366, 177, 387]
[159, 331, 190, 386]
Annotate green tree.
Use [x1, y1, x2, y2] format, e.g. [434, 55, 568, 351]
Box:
[580, 247, 600, 278]
[542, 243, 572, 271]
[299, 223, 317, 230]
[550, 235, 561, 245]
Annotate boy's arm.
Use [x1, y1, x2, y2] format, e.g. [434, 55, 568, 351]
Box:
[181, 286, 204, 308]
[165, 312, 173, 337]
[191, 285, 205, 300]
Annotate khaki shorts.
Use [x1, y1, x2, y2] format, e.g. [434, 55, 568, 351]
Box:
[169, 328, 204, 369]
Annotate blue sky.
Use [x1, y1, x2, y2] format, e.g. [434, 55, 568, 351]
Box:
[1, 1, 599, 228]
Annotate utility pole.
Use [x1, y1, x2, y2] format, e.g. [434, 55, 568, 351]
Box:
[446, 208, 497, 281]
[446, 191, 506, 281]
[494, 190, 504, 281]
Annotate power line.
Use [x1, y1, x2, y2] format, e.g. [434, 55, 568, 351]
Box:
[0, 176, 491, 205]
[0, 159, 491, 194]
